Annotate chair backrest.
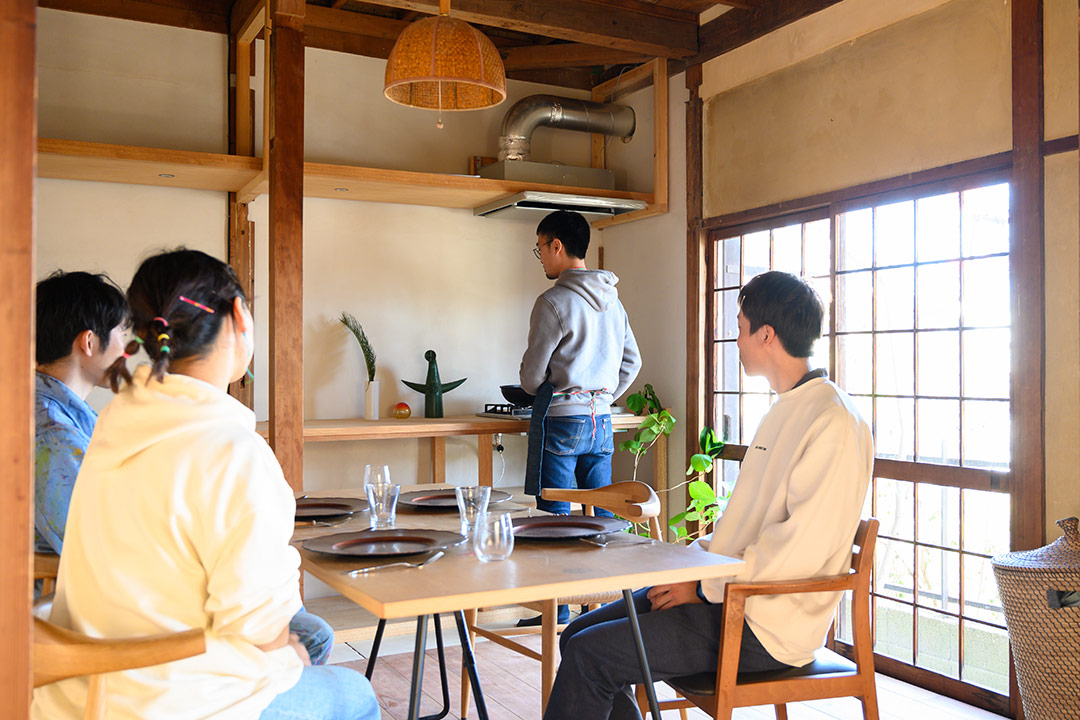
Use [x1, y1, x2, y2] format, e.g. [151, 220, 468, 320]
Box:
[34, 617, 206, 720]
[35, 552, 60, 596]
[541, 481, 663, 539]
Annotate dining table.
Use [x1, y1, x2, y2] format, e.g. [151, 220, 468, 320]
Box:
[292, 484, 745, 720]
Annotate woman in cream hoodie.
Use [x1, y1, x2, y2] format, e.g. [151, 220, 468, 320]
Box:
[33, 249, 379, 720]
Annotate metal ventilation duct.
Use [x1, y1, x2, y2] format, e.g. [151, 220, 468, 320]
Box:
[497, 94, 636, 162]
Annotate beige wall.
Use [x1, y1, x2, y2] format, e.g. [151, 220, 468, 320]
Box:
[701, 0, 1080, 544]
[703, 0, 1011, 217]
[602, 73, 690, 524]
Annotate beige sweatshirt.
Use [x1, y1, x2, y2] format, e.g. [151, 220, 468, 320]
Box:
[695, 377, 873, 667]
[33, 365, 303, 720]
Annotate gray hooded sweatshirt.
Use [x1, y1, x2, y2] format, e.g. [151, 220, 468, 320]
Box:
[519, 268, 641, 417]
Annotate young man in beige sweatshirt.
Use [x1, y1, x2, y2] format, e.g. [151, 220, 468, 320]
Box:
[543, 271, 874, 720]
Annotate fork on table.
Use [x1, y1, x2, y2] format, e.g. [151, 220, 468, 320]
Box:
[344, 550, 445, 576]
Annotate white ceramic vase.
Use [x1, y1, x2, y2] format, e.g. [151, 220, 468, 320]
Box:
[364, 380, 379, 420]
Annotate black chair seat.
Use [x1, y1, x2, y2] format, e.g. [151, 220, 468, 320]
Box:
[667, 648, 857, 697]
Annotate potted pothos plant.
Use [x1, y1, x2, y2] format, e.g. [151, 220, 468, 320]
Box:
[618, 384, 729, 542]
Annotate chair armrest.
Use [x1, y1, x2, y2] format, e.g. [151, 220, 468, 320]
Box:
[723, 573, 856, 601]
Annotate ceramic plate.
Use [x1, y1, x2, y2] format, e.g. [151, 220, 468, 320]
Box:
[397, 488, 512, 509]
[295, 496, 367, 520]
[302, 529, 465, 558]
[511, 515, 630, 540]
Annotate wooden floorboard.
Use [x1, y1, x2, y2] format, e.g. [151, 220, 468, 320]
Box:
[333, 635, 1005, 720]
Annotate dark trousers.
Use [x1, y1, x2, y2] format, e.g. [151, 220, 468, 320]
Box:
[542, 588, 793, 720]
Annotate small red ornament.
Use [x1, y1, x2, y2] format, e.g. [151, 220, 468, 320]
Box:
[393, 402, 412, 419]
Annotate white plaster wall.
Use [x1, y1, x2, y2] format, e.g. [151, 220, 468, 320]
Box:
[1045, 0, 1080, 140]
[1044, 151, 1080, 542]
[602, 73, 690, 526]
[37, 9, 228, 152]
[35, 181, 228, 410]
[702, 0, 1011, 216]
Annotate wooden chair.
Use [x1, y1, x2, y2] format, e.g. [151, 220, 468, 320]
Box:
[647, 517, 880, 720]
[462, 481, 664, 718]
[34, 551, 60, 596]
[34, 617, 206, 720]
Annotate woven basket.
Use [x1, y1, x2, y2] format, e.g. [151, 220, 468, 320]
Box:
[991, 517, 1080, 719]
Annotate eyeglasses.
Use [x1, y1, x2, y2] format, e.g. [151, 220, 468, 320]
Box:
[533, 239, 553, 260]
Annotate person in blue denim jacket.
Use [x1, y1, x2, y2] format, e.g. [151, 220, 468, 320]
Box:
[34, 271, 130, 556]
[519, 211, 642, 625]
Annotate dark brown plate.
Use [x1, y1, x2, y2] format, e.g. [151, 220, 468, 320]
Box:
[295, 496, 367, 520]
[302, 529, 465, 557]
[511, 515, 630, 539]
[398, 488, 512, 509]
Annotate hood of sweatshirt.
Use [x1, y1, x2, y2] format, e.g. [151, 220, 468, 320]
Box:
[85, 364, 256, 470]
[554, 269, 619, 311]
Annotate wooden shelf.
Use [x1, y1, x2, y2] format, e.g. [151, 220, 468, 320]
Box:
[37, 138, 653, 210]
[256, 414, 643, 443]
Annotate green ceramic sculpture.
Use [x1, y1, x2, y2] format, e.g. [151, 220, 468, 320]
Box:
[402, 350, 467, 418]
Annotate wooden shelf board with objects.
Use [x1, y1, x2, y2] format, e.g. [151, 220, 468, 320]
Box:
[37, 138, 653, 210]
[257, 414, 668, 522]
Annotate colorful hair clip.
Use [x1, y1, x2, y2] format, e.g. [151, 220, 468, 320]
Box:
[133, 336, 145, 345]
[157, 333, 170, 343]
[179, 296, 215, 314]
[161, 346, 171, 354]
[122, 352, 131, 359]
[153, 316, 169, 327]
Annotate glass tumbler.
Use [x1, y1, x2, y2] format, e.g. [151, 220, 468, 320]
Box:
[473, 512, 515, 562]
[364, 465, 398, 529]
[455, 485, 491, 538]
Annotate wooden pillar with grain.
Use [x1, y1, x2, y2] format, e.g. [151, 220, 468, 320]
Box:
[685, 64, 707, 542]
[1009, 4, 1045, 715]
[0, 0, 37, 712]
[227, 0, 263, 408]
[267, 0, 306, 492]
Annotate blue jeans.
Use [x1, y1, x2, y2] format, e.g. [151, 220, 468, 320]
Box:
[261, 665, 380, 720]
[535, 414, 614, 516]
[542, 588, 793, 720]
[290, 608, 334, 666]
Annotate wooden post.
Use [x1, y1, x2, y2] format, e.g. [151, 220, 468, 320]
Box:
[1010, 2, 1044, 716]
[0, 0, 36, 713]
[1009, 0, 1044, 552]
[227, 199, 255, 407]
[431, 437, 446, 484]
[684, 64, 707, 541]
[267, 0, 305, 491]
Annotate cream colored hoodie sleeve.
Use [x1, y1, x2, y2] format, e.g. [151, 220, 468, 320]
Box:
[198, 440, 302, 645]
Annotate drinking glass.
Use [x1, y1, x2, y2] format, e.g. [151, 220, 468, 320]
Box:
[364, 465, 399, 529]
[455, 485, 491, 538]
[473, 511, 515, 562]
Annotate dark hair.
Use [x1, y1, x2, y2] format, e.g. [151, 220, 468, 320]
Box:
[36, 271, 128, 365]
[107, 249, 247, 391]
[536, 211, 590, 259]
[738, 271, 824, 358]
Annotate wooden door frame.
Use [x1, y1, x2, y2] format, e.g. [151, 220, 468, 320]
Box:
[0, 0, 37, 714]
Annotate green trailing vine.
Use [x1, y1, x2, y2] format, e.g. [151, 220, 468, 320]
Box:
[618, 385, 730, 542]
[339, 312, 376, 382]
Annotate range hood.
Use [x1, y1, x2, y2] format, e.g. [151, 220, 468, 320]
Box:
[474, 191, 647, 219]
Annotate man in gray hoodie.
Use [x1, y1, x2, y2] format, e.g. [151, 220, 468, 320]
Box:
[520, 209, 642, 522]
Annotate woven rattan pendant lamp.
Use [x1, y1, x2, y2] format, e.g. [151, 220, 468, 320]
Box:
[383, 0, 506, 128]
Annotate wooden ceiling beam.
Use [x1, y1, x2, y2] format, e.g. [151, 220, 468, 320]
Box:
[693, 0, 843, 65]
[505, 67, 596, 91]
[503, 43, 651, 71]
[305, 3, 408, 40]
[41, 0, 229, 33]
[353, 0, 698, 58]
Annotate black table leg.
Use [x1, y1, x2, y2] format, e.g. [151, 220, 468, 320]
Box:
[419, 614, 450, 720]
[365, 618, 386, 680]
[407, 614, 429, 720]
[624, 589, 661, 719]
[453, 610, 490, 720]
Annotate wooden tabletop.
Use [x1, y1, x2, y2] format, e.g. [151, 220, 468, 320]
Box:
[294, 486, 744, 620]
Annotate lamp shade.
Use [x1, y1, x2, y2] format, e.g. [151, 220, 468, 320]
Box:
[384, 14, 506, 111]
